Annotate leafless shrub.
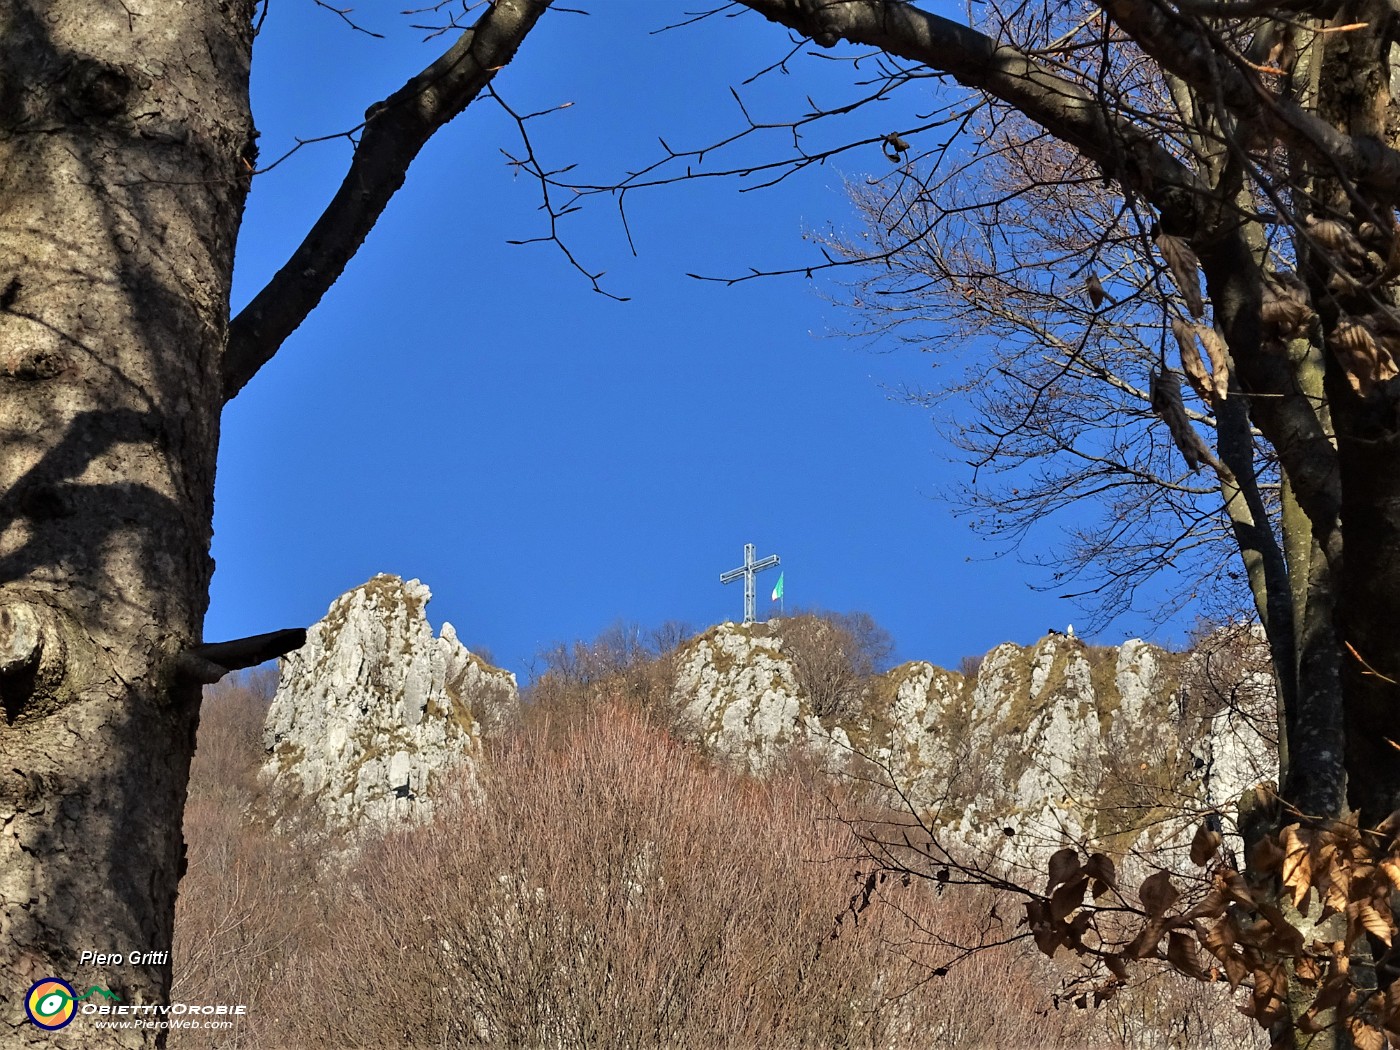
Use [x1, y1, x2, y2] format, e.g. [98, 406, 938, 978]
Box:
[523, 618, 694, 740]
[173, 678, 1263, 1050]
[256, 705, 1108, 1049]
[185, 669, 276, 808]
[172, 669, 331, 1050]
[775, 608, 895, 720]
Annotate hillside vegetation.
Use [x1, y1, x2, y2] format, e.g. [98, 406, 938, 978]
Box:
[171, 620, 1266, 1049]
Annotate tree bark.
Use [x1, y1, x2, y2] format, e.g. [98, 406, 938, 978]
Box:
[0, 2, 255, 1046]
[0, 0, 549, 1043]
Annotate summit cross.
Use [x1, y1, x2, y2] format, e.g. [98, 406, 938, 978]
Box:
[719, 542, 781, 625]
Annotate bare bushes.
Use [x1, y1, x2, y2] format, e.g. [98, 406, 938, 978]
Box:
[258, 706, 1095, 1049]
[185, 668, 275, 808]
[173, 670, 330, 1050]
[288, 708, 896, 1045]
[774, 609, 895, 720]
[524, 619, 692, 737]
[173, 677, 1256, 1049]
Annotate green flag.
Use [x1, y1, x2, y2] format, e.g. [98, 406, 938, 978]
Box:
[771, 572, 784, 602]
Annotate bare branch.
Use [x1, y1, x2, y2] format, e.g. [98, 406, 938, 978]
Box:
[735, 0, 1211, 228]
[223, 0, 554, 402]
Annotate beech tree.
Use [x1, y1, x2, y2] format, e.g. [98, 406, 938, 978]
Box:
[713, 1, 1400, 1045]
[0, 1, 550, 1045]
[3, 0, 1400, 1046]
[729, 0, 1396, 831]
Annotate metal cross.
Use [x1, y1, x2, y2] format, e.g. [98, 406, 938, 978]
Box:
[719, 542, 781, 625]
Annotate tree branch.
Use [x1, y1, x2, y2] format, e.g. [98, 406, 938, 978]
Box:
[175, 628, 307, 684]
[735, 0, 1211, 227]
[1098, 0, 1400, 195]
[222, 0, 553, 402]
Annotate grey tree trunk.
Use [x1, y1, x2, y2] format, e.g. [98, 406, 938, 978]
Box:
[0, 0, 549, 1042]
[0, 2, 255, 1046]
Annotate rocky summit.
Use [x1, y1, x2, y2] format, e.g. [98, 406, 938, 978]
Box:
[261, 577, 1276, 873]
[260, 574, 518, 834]
[670, 621, 1276, 870]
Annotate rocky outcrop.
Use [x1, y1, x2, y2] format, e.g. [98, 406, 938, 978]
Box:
[670, 622, 1277, 868]
[261, 575, 518, 834]
[670, 622, 847, 772]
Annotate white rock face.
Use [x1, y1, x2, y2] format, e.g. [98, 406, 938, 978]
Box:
[261, 575, 519, 834]
[671, 624, 836, 772]
[670, 622, 1278, 869]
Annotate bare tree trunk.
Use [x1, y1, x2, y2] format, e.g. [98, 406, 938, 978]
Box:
[0, 2, 254, 1046]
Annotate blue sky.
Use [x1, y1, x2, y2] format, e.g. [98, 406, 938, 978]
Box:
[208, 1, 1189, 678]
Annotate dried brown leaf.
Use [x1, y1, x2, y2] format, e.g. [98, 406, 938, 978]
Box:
[1382, 977, 1400, 1032]
[1172, 318, 1213, 403]
[1380, 857, 1400, 892]
[1184, 884, 1229, 920]
[1223, 951, 1250, 989]
[1092, 985, 1119, 1006]
[1261, 294, 1312, 336]
[1377, 808, 1400, 839]
[1261, 270, 1313, 339]
[1295, 955, 1322, 984]
[1354, 899, 1393, 947]
[1306, 215, 1366, 264]
[1190, 822, 1223, 867]
[1025, 899, 1059, 958]
[1047, 847, 1081, 892]
[1198, 916, 1238, 960]
[1255, 964, 1290, 1026]
[1156, 231, 1205, 317]
[1086, 272, 1106, 308]
[1167, 930, 1207, 979]
[1199, 327, 1231, 401]
[1085, 852, 1117, 890]
[1051, 876, 1088, 922]
[1332, 315, 1398, 397]
[1257, 901, 1306, 955]
[1348, 1017, 1386, 1050]
[1125, 917, 1168, 959]
[1139, 870, 1180, 918]
[1281, 824, 1314, 910]
[1150, 368, 1218, 473]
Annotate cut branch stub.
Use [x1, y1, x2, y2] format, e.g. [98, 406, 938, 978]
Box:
[175, 627, 306, 685]
[0, 601, 43, 677]
[0, 599, 69, 722]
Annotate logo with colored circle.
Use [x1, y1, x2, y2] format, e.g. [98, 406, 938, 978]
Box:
[26, 978, 77, 1030]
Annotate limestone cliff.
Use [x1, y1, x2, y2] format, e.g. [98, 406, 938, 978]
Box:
[260, 574, 519, 833]
[670, 622, 1276, 868]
